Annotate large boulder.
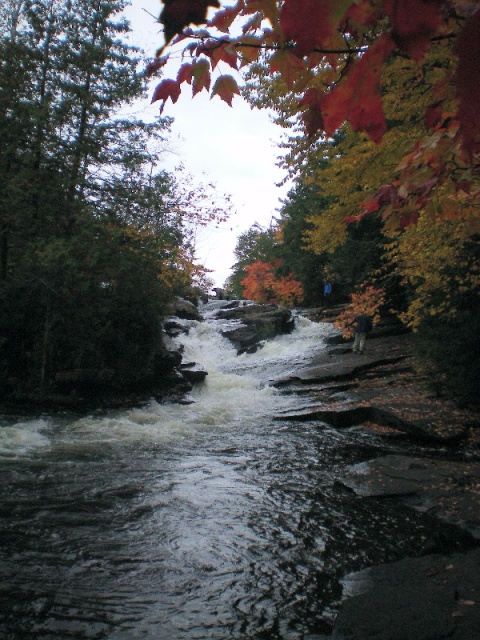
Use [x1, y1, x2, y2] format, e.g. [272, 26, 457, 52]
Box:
[154, 333, 183, 375]
[216, 303, 295, 353]
[166, 297, 202, 321]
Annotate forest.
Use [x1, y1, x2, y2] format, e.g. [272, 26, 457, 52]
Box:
[152, 0, 480, 407]
[0, 0, 230, 404]
[2, 0, 479, 408]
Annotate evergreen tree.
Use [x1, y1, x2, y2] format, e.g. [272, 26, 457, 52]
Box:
[277, 181, 330, 306]
[0, 0, 209, 401]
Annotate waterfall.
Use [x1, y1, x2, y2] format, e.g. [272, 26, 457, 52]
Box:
[0, 309, 334, 455]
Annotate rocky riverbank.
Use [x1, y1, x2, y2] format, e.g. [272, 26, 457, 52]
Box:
[277, 307, 480, 640]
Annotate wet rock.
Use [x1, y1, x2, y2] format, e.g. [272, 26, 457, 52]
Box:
[339, 454, 480, 538]
[163, 318, 190, 336]
[154, 333, 183, 375]
[276, 404, 468, 443]
[179, 363, 208, 384]
[221, 325, 260, 354]
[273, 333, 476, 444]
[217, 303, 295, 353]
[331, 548, 480, 640]
[166, 297, 202, 321]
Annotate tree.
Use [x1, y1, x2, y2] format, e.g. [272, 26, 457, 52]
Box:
[0, 0, 230, 401]
[228, 223, 278, 295]
[147, 0, 480, 404]
[240, 260, 304, 306]
[274, 182, 330, 306]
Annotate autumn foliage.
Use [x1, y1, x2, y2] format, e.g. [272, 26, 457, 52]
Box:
[334, 286, 386, 339]
[150, 1, 480, 238]
[152, 1, 479, 151]
[241, 260, 304, 306]
[151, 0, 480, 405]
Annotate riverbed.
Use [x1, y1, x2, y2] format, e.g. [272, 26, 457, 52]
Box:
[0, 304, 468, 639]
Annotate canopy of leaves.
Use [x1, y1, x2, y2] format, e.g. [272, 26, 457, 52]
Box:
[153, 1, 480, 189]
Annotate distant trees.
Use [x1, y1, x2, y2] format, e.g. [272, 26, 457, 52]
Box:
[227, 223, 277, 297]
[227, 222, 304, 306]
[229, 178, 384, 308]
[0, 0, 226, 401]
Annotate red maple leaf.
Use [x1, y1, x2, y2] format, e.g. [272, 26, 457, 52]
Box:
[455, 9, 480, 157]
[151, 79, 182, 113]
[269, 49, 305, 88]
[399, 209, 419, 227]
[387, 0, 444, 61]
[192, 58, 211, 95]
[207, 1, 243, 32]
[177, 62, 194, 84]
[160, 0, 220, 48]
[144, 56, 169, 77]
[207, 40, 239, 70]
[356, 183, 402, 220]
[279, 0, 351, 57]
[320, 32, 396, 143]
[424, 99, 443, 129]
[211, 74, 241, 105]
[299, 87, 324, 136]
[343, 0, 383, 31]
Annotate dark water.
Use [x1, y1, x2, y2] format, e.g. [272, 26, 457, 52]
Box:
[0, 307, 472, 639]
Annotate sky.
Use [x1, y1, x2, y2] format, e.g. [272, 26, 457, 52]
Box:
[122, 0, 290, 287]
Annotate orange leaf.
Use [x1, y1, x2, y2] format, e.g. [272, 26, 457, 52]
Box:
[211, 74, 241, 106]
[210, 41, 239, 70]
[191, 58, 211, 96]
[235, 34, 265, 64]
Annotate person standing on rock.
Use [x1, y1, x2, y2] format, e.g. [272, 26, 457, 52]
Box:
[323, 282, 332, 301]
[352, 312, 373, 354]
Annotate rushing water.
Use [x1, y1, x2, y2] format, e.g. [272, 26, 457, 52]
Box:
[0, 302, 471, 639]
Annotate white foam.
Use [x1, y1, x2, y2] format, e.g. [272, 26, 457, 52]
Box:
[1, 314, 335, 452]
[0, 419, 50, 457]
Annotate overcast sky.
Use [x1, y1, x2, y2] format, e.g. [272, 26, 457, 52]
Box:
[122, 0, 290, 287]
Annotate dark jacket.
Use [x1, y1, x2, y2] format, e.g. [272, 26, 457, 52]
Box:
[354, 314, 372, 333]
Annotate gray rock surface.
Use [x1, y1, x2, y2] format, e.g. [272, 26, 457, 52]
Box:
[216, 302, 295, 353]
[339, 454, 480, 539]
[274, 310, 480, 639]
[332, 549, 480, 640]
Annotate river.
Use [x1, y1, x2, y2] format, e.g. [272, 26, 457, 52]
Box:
[0, 302, 467, 639]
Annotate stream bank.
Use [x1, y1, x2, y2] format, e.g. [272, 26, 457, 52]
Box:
[279, 308, 480, 639]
